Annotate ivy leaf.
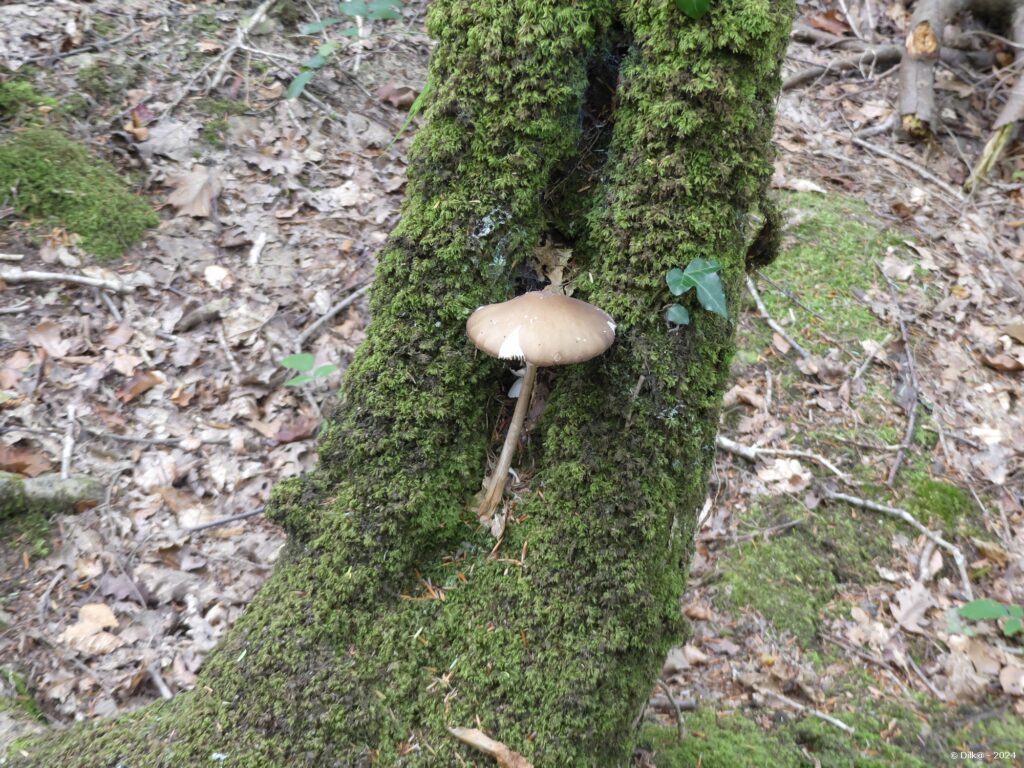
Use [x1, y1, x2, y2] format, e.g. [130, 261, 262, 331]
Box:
[287, 70, 316, 99]
[280, 353, 315, 372]
[1004, 617, 1023, 637]
[285, 374, 314, 387]
[299, 17, 346, 34]
[675, 0, 710, 20]
[959, 599, 1010, 621]
[666, 267, 689, 297]
[666, 259, 728, 318]
[313, 364, 338, 378]
[665, 304, 690, 325]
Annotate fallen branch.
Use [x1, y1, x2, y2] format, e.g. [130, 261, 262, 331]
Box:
[186, 507, 264, 533]
[60, 404, 76, 480]
[208, 0, 278, 92]
[295, 282, 371, 350]
[824, 489, 973, 599]
[0, 267, 133, 293]
[0, 472, 103, 519]
[850, 138, 963, 200]
[745, 276, 810, 359]
[762, 689, 855, 734]
[448, 727, 533, 768]
[716, 434, 853, 483]
[878, 268, 919, 487]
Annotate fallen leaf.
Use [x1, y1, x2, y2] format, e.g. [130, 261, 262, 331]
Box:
[137, 119, 197, 162]
[28, 320, 70, 358]
[980, 352, 1024, 373]
[890, 581, 936, 634]
[377, 82, 418, 109]
[116, 370, 163, 403]
[1000, 663, 1024, 696]
[0, 445, 52, 476]
[57, 603, 124, 656]
[757, 458, 812, 492]
[1003, 323, 1024, 345]
[167, 166, 221, 218]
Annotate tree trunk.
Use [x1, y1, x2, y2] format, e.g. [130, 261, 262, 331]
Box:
[10, 0, 792, 764]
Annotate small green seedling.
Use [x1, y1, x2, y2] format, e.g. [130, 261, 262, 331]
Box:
[279, 353, 338, 387]
[665, 258, 727, 326]
[288, 0, 402, 99]
[949, 598, 1023, 638]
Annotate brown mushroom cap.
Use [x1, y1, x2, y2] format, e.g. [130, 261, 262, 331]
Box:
[466, 291, 616, 366]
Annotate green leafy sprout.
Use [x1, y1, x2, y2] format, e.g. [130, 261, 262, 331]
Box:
[665, 258, 728, 326]
[950, 599, 1023, 638]
[288, 0, 402, 99]
[279, 353, 338, 387]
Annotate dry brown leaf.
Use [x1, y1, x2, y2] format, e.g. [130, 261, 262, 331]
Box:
[1003, 323, 1024, 345]
[58, 603, 124, 656]
[167, 166, 221, 218]
[0, 445, 52, 476]
[1000, 663, 1024, 696]
[980, 352, 1024, 373]
[448, 727, 533, 768]
[116, 370, 163, 403]
[27, 320, 70, 358]
[889, 581, 936, 634]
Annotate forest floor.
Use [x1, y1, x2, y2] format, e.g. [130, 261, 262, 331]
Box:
[1, 0, 1023, 766]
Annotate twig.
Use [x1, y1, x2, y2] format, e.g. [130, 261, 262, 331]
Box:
[824, 489, 973, 599]
[79, 426, 230, 447]
[763, 689, 855, 734]
[0, 253, 24, 262]
[0, 267, 133, 293]
[38, 569, 65, 621]
[836, 0, 866, 40]
[878, 267, 919, 487]
[745, 276, 810, 359]
[850, 138, 964, 200]
[755, 270, 828, 322]
[147, 663, 174, 701]
[25, 27, 141, 64]
[186, 507, 264, 533]
[98, 290, 123, 323]
[208, 0, 278, 92]
[906, 653, 946, 700]
[60, 404, 76, 480]
[656, 679, 685, 742]
[295, 282, 371, 350]
[448, 727, 533, 768]
[716, 434, 853, 482]
[851, 332, 892, 381]
[217, 323, 242, 378]
[0, 302, 31, 314]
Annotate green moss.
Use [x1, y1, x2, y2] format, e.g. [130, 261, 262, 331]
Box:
[0, 509, 50, 560]
[642, 712, 804, 767]
[745, 191, 897, 357]
[718, 533, 834, 644]
[0, 80, 57, 122]
[76, 62, 138, 104]
[197, 98, 248, 146]
[1, 669, 44, 723]
[948, 709, 1024, 757]
[0, 129, 157, 259]
[91, 16, 117, 38]
[907, 477, 974, 532]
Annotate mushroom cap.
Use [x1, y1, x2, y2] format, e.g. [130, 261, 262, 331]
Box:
[466, 291, 616, 366]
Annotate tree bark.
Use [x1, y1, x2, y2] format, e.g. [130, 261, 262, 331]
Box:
[9, 0, 793, 764]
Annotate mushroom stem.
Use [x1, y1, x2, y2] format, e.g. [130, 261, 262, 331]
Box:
[478, 362, 538, 523]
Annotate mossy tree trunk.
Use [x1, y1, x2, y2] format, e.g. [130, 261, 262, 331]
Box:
[11, 0, 792, 764]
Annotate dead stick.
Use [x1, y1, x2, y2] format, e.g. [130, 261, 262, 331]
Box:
[745, 276, 810, 359]
[295, 282, 371, 350]
[716, 434, 852, 482]
[0, 266, 133, 293]
[825, 489, 972, 599]
[850, 138, 963, 200]
[186, 507, 264, 533]
[879, 267, 919, 487]
[209, 0, 278, 91]
[60, 404, 76, 480]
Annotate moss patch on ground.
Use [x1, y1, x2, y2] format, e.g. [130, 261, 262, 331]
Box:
[0, 510, 50, 562]
[712, 496, 904, 645]
[0, 128, 157, 259]
[0, 81, 56, 124]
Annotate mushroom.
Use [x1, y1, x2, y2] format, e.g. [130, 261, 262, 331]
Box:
[467, 290, 616, 523]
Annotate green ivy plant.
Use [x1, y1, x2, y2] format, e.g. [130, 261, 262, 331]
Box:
[279, 353, 338, 387]
[675, 0, 710, 20]
[288, 0, 402, 99]
[665, 258, 728, 326]
[950, 598, 1023, 638]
